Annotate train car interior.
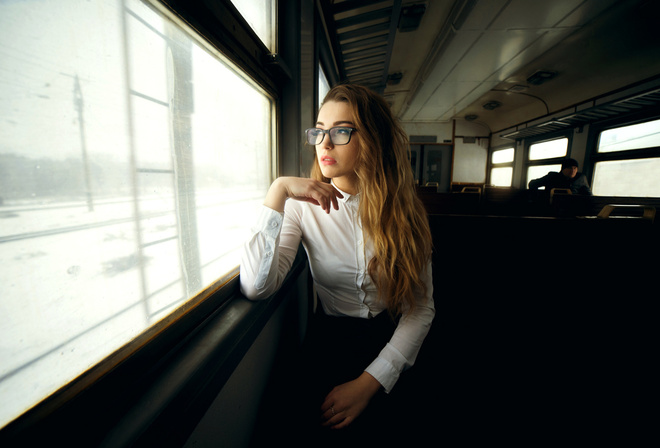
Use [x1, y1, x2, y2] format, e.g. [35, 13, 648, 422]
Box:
[1, 0, 658, 446]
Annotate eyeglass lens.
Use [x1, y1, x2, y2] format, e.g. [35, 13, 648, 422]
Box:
[306, 127, 354, 145]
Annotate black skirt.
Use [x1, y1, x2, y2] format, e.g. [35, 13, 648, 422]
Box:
[251, 308, 431, 447]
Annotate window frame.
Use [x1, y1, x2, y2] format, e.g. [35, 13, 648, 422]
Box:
[0, 0, 283, 441]
[487, 144, 515, 187]
[523, 131, 573, 186]
[315, 6, 339, 111]
[585, 109, 660, 190]
[156, 0, 279, 98]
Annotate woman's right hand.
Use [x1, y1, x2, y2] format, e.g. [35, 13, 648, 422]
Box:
[264, 177, 343, 214]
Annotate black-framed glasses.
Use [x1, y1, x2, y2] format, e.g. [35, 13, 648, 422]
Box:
[305, 127, 357, 145]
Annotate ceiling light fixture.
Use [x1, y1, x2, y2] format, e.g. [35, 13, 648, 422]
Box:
[508, 85, 528, 92]
[387, 72, 403, 85]
[482, 100, 502, 110]
[526, 70, 557, 86]
[398, 4, 427, 32]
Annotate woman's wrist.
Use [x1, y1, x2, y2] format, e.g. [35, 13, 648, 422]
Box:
[358, 371, 382, 397]
[263, 177, 288, 213]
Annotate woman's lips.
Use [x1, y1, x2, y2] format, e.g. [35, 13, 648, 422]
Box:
[321, 156, 336, 165]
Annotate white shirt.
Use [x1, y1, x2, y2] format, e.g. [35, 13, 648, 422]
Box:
[239, 184, 435, 393]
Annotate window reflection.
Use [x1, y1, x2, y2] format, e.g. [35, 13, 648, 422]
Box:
[318, 63, 330, 109]
[230, 0, 277, 51]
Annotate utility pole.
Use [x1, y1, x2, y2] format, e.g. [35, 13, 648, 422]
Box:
[73, 74, 94, 211]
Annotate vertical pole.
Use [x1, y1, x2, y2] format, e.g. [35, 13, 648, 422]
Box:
[166, 25, 202, 296]
[120, 0, 150, 319]
[73, 74, 94, 211]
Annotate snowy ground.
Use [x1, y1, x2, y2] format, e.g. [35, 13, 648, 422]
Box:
[0, 189, 263, 428]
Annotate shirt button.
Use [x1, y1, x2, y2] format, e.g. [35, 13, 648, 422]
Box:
[265, 251, 273, 257]
[270, 220, 279, 227]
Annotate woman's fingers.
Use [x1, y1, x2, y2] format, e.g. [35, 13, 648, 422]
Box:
[284, 178, 343, 213]
[329, 187, 340, 210]
[320, 406, 356, 430]
[319, 373, 381, 429]
[317, 182, 343, 213]
[320, 405, 349, 429]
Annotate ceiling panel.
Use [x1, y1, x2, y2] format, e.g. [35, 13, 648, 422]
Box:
[436, 81, 503, 122]
[400, 29, 483, 120]
[410, 80, 485, 121]
[488, 0, 586, 30]
[445, 30, 542, 83]
[555, 0, 618, 27]
[321, 0, 659, 134]
[459, 0, 509, 30]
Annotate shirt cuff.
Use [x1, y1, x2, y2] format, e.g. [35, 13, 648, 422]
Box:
[254, 205, 283, 239]
[365, 357, 399, 394]
[253, 206, 283, 290]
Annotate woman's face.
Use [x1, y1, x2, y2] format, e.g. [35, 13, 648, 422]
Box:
[315, 100, 360, 194]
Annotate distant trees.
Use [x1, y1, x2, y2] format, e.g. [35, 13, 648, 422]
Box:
[0, 153, 131, 203]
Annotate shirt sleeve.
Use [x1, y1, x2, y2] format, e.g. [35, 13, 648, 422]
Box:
[239, 205, 302, 300]
[573, 174, 592, 195]
[528, 173, 549, 190]
[364, 259, 435, 393]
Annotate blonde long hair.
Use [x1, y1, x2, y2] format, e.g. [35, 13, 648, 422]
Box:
[311, 84, 432, 315]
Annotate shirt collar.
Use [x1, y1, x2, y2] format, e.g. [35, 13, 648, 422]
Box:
[331, 180, 359, 204]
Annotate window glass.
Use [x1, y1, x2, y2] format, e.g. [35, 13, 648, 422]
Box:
[318, 63, 330, 109]
[0, 0, 272, 428]
[529, 138, 568, 160]
[230, 0, 276, 51]
[597, 118, 660, 153]
[491, 147, 514, 164]
[527, 164, 562, 188]
[490, 167, 513, 187]
[592, 158, 660, 196]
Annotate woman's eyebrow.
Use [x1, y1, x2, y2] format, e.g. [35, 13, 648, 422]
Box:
[315, 120, 355, 127]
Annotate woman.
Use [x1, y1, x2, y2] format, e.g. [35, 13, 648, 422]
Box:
[240, 84, 434, 443]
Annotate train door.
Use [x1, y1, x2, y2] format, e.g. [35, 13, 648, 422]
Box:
[411, 143, 452, 192]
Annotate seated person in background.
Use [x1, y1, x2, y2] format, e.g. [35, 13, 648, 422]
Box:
[528, 158, 592, 195]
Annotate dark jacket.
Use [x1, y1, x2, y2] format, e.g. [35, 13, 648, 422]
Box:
[528, 171, 592, 195]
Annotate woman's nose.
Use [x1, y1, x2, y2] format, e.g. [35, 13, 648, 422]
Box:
[320, 134, 334, 149]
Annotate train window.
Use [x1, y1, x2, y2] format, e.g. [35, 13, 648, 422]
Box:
[524, 137, 569, 187]
[230, 0, 277, 51]
[0, 0, 272, 428]
[528, 138, 568, 160]
[491, 167, 513, 187]
[490, 147, 514, 186]
[527, 164, 562, 187]
[596, 118, 660, 153]
[492, 147, 514, 164]
[592, 158, 660, 196]
[318, 63, 330, 109]
[592, 117, 660, 196]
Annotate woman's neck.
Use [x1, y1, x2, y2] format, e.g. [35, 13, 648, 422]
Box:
[332, 175, 359, 195]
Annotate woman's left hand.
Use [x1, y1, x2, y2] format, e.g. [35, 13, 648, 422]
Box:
[320, 372, 381, 429]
